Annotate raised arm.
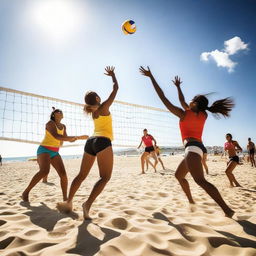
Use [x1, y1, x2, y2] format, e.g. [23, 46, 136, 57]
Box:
[172, 76, 189, 110]
[139, 66, 184, 119]
[46, 122, 76, 142]
[100, 66, 119, 115]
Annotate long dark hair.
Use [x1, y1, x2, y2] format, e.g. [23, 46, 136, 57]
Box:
[192, 95, 234, 118]
[84, 91, 99, 114]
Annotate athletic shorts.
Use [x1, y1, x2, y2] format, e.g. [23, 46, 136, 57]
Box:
[249, 149, 255, 155]
[145, 146, 155, 153]
[37, 145, 59, 158]
[229, 155, 239, 164]
[184, 141, 207, 159]
[84, 137, 112, 156]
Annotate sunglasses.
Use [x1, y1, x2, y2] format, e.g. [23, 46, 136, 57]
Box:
[54, 110, 63, 114]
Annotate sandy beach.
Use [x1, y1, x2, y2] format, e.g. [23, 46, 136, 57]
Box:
[0, 155, 256, 256]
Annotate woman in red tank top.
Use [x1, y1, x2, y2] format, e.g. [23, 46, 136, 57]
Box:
[140, 66, 235, 218]
[137, 129, 158, 174]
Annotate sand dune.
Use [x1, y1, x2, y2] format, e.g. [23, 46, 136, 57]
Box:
[0, 155, 256, 256]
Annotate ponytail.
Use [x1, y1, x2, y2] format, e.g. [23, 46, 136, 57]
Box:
[50, 107, 56, 121]
[83, 104, 93, 114]
[207, 97, 234, 118]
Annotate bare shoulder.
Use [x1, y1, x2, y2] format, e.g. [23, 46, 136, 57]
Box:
[46, 120, 54, 128]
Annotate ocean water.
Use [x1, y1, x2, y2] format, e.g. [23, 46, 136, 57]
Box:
[2, 154, 83, 163]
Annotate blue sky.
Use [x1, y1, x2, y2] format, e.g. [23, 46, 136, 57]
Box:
[0, 0, 255, 156]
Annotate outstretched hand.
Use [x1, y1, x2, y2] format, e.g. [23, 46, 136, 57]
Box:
[104, 66, 115, 76]
[172, 76, 182, 87]
[139, 66, 152, 77]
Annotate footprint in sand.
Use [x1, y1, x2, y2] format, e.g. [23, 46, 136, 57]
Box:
[110, 217, 129, 230]
[0, 219, 7, 226]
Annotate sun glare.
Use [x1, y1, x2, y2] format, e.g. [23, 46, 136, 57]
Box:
[27, 0, 84, 45]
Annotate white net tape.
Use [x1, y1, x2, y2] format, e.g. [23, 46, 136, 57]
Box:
[0, 87, 181, 147]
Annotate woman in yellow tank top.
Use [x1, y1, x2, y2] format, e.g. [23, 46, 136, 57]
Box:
[22, 108, 88, 202]
[57, 66, 118, 219]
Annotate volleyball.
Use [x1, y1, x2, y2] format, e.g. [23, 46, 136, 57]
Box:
[121, 20, 136, 35]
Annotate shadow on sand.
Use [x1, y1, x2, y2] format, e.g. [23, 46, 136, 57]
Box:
[153, 211, 256, 249]
[67, 220, 120, 256]
[20, 201, 78, 231]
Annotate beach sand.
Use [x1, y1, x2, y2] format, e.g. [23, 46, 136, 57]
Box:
[0, 155, 256, 256]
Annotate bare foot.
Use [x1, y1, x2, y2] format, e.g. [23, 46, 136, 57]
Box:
[82, 202, 92, 220]
[22, 192, 29, 202]
[141, 172, 146, 175]
[57, 201, 73, 213]
[189, 203, 197, 212]
[225, 209, 235, 218]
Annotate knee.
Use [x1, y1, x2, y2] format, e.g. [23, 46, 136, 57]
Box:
[60, 172, 67, 180]
[39, 169, 50, 176]
[101, 175, 111, 183]
[77, 172, 87, 181]
[225, 169, 230, 175]
[194, 178, 207, 187]
[175, 172, 182, 181]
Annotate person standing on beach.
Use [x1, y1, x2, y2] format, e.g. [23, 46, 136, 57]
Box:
[146, 145, 166, 171]
[22, 108, 88, 202]
[138, 129, 158, 174]
[140, 66, 235, 217]
[247, 138, 256, 167]
[57, 66, 118, 220]
[224, 133, 243, 187]
[0, 155, 2, 166]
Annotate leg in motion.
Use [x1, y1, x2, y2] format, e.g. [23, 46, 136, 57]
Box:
[175, 159, 194, 204]
[141, 152, 149, 174]
[83, 146, 113, 219]
[186, 152, 234, 217]
[57, 153, 95, 213]
[22, 153, 51, 202]
[202, 153, 209, 175]
[158, 157, 166, 170]
[225, 161, 241, 187]
[50, 155, 68, 201]
[151, 152, 158, 172]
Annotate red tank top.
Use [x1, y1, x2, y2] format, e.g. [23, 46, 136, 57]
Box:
[142, 135, 154, 147]
[179, 110, 207, 142]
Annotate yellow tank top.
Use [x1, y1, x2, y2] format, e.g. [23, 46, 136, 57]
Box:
[41, 123, 64, 148]
[93, 115, 113, 141]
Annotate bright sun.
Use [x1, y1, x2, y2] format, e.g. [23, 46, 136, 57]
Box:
[28, 0, 84, 44]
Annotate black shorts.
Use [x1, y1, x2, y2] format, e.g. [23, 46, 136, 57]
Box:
[249, 149, 255, 155]
[84, 137, 112, 156]
[185, 141, 207, 154]
[229, 155, 239, 164]
[145, 146, 155, 153]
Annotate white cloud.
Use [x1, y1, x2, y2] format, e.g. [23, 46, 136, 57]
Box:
[200, 50, 237, 73]
[200, 36, 248, 72]
[224, 36, 248, 55]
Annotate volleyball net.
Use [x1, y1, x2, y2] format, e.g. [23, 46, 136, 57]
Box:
[0, 87, 181, 148]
